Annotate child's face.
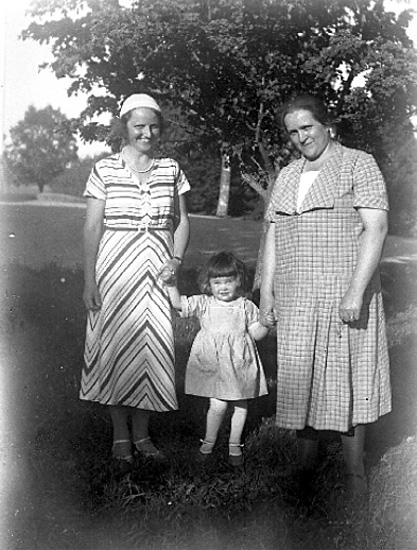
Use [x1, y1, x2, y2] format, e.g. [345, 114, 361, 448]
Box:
[209, 276, 240, 302]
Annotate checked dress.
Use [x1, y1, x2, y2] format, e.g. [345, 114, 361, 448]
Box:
[265, 142, 391, 432]
[80, 154, 190, 411]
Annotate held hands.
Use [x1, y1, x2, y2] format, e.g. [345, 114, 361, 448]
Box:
[259, 294, 276, 327]
[158, 258, 181, 287]
[83, 280, 102, 312]
[260, 310, 276, 327]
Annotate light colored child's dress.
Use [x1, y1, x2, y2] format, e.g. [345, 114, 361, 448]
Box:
[180, 295, 268, 400]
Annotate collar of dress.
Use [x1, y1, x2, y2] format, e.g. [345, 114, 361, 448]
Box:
[272, 141, 346, 215]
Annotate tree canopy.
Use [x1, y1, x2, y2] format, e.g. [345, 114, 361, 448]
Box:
[23, 0, 417, 170]
[4, 105, 78, 192]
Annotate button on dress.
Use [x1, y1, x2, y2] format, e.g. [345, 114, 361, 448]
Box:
[265, 142, 391, 432]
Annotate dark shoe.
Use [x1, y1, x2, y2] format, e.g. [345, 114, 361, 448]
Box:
[196, 449, 212, 464]
[228, 443, 244, 467]
[228, 454, 244, 467]
[112, 439, 133, 464]
[134, 437, 165, 460]
[344, 473, 368, 500]
[293, 467, 316, 502]
[196, 439, 215, 463]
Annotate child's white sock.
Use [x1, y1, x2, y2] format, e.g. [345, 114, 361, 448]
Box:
[229, 402, 248, 455]
[201, 398, 228, 453]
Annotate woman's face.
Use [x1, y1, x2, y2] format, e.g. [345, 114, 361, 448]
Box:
[284, 109, 330, 161]
[125, 107, 161, 154]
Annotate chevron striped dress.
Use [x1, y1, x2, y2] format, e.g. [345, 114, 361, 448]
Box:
[80, 154, 190, 411]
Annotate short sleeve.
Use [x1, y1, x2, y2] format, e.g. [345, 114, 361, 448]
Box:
[245, 299, 268, 341]
[174, 161, 191, 195]
[181, 294, 208, 319]
[352, 153, 389, 210]
[244, 299, 261, 328]
[83, 164, 106, 201]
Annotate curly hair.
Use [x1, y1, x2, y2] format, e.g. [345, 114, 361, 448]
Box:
[199, 251, 247, 296]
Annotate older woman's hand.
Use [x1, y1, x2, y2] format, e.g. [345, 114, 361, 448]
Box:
[259, 294, 276, 327]
[339, 289, 363, 323]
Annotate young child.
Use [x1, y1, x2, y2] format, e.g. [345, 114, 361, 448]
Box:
[166, 251, 270, 467]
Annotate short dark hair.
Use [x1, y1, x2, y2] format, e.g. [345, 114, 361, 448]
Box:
[199, 251, 247, 296]
[280, 93, 333, 131]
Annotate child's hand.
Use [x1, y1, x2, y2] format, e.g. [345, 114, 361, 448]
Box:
[265, 311, 276, 325]
[260, 309, 276, 327]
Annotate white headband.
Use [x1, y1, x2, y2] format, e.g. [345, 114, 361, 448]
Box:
[119, 94, 161, 118]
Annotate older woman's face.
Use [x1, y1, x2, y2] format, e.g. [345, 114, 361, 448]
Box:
[126, 107, 161, 153]
[284, 109, 330, 161]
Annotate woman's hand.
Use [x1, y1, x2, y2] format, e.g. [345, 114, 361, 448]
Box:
[339, 208, 387, 324]
[83, 280, 102, 312]
[158, 258, 181, 286]
[259, 294, 276, 327]
[339, 289, 363, 323]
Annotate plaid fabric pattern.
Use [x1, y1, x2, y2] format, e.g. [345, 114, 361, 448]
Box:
[265, 143, 391, 431]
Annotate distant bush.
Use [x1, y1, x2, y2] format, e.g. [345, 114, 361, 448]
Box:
[0, 191, 38, 202]
[50, 154, 107, 197]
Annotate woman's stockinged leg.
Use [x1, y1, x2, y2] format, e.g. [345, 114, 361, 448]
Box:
[131, 408, 150, 442]
[109, 405, 131, 440]
[200, 398, 228, 454]
[109, 405, 132, 460]
[341, 424, 366, 477]
[341, 424, 367, 497]
[296, 427, 319, 471]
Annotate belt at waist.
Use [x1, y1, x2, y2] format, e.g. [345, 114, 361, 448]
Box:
[105, 226, 170, 232]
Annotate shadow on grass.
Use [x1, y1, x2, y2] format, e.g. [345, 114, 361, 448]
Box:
[1, 260, 416, 550]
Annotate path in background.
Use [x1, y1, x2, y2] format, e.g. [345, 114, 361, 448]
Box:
[1, 202, 416, 270]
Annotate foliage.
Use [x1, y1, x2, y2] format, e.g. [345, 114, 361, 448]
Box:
[23, 1, 416, 161]
[378, 126, 417, 237]
[4, 105, 79, 192]
[21, 0, 417, 227]
[50, 152, 107, 196]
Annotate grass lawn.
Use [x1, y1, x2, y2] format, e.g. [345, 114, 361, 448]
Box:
[1, 201, 417, 550]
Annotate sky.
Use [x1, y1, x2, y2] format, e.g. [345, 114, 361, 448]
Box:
[1, 0, 416, 158]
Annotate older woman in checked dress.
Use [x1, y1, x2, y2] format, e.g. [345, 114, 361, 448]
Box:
[260, 94, 391, 498]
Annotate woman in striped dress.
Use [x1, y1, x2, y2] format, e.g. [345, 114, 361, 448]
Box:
[81, 94, 190, 463]
[260, 94, 391, 497]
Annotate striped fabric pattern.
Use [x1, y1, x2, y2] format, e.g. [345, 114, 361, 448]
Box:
[80, 155, 189, 411]
[265, 143, 391, 432]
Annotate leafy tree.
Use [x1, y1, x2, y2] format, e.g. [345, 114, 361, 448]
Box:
[378, 125, 417, 237]
[23, 0, 417, 214]
[5, 105, 78, 192]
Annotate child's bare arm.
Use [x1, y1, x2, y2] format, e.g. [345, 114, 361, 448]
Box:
[249, 322, 269, 341]
[166, 284, 182, 310]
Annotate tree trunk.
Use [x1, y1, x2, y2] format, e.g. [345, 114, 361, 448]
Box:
[242, 171, 278, 292]
[216, 152, 231, 218]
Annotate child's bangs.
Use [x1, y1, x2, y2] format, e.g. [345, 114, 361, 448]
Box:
[208, 264, 238, 280]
